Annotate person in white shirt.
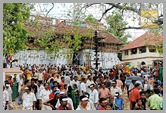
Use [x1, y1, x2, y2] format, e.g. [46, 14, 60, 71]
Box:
[64, 73, 71, 86]
[39, 83, 52, 110]
[18, 75, 24, 93]
[110, 81, 122, 96]
[84, 92, 96, 110]
[5, 83, 13, 109]
[55, 92, 74, 110]
[76, 95, 93, 110]
[36, 80, 45, 110]
[86, 75, 95, 93]
[80, 78, 87, 96]
[37, 69, 44, 81]
[3, 86, 9, 110]
[70, 76, 80, 91]
[89, 84, 99, 107]
[21, 87, 36, 110]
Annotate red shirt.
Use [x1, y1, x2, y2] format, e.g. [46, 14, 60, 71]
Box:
[49, 92, 54, 99]
[98, 106, 106, 110]
[60, 82, 65, 90]
[32, 67, 35, 73]
[43, 73, 49, 80]
[109, 72, 114, 80]
[129, 88, 140, 102]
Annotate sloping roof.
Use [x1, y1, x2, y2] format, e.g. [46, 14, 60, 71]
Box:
[120, 32, 163, 51]
[25, 18, 123, 45]
[98, 31, 123, 44]
[55, 21, 123, 45]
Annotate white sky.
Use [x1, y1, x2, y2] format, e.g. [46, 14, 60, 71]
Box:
[30, 3, 162, 42]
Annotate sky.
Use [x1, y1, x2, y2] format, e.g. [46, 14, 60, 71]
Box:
[30, 3, 162, 41]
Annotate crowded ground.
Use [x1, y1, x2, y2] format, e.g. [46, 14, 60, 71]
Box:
[3, 61, 163, 110]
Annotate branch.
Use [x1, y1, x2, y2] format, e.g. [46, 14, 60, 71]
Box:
[121, 3, 127, 16]
[99, 6, 114, 22]
[117, 26, 144, 30]
[46, 3, 54, 17]
[84, 3, 140, 22]
[105, 3, 140, 15]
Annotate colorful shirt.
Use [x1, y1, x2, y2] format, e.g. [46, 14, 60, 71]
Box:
[115, 97, 124, 110]
[148, 94, 163, 110]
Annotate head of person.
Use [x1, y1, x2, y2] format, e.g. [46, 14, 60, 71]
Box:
[52, 86, 57, 92]
[80, 95, 89, 106]
[157, 85, 162, 90]
[5, 83, 10, 89]
[54, 90, 60, 99]
[24, 80, 31, 86]
[101, 82, 106, 89]
[60, 96, 68, 107]
[114, 92, 120, 98]
[14, 74, 17, 78]
[70, 76, 73, 80]
[37, 80, 43, 86]
[25, 86, 31, 93]
[112, 81, 117, 87]
[19, 74, 23, 78]
[74, 76, 78, 81]
[68, 86, 72, 92]
[53, 81, 59, 87]
[44, 83, 49, 89]
[31, 78, 35, 85]
[140, 91, 146, 99]
[136, 98, 142, 106]
[132, 80, 136, 84]
[89, 84, 95, 91]
[82, 78, 86, 83]
[99, 98, 108, 107]
[73, 84, 77, 89]
[60, 91, 66, 96]
[109, 95, 114, 103]
[106, 104, 112, 110]
[61, 77, 65, 82]
[135, 83, 141, 90]
[8, 76, 12, 80]
[153, 88, 160, 95]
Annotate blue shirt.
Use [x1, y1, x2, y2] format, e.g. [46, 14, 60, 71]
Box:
[50, 83, 54, 89]
[115, 97, 124, 110]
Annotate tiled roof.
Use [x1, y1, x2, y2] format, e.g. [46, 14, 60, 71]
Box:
[55, 21, 123, 45]
[120, 32, 163, 51]
[25, 20, 123, 45]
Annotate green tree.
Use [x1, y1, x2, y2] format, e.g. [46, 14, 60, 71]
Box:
[85, 14, 98, 24]
[106, 12, 130, 44]
[148, 25, 163, 54]
[3, 3, 33, 56]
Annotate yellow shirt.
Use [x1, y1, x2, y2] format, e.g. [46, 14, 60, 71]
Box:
[27, 74, 32, 80]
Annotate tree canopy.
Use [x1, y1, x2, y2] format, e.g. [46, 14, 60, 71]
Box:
[3, 3, 33, 56]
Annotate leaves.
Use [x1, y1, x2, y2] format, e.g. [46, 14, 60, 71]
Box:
[106, 12, 130, 44]
[3, 3, 32, 56]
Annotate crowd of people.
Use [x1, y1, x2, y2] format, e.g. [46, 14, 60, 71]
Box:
[3, 62, 163, 110]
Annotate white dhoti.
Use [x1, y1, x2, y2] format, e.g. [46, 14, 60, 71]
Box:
[42, 104, 52, 110]
[22, 106, 33, 110]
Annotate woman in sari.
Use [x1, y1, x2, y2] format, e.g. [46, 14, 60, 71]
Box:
[71, 84, 79, 110]
[12, 78, 18, 101]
